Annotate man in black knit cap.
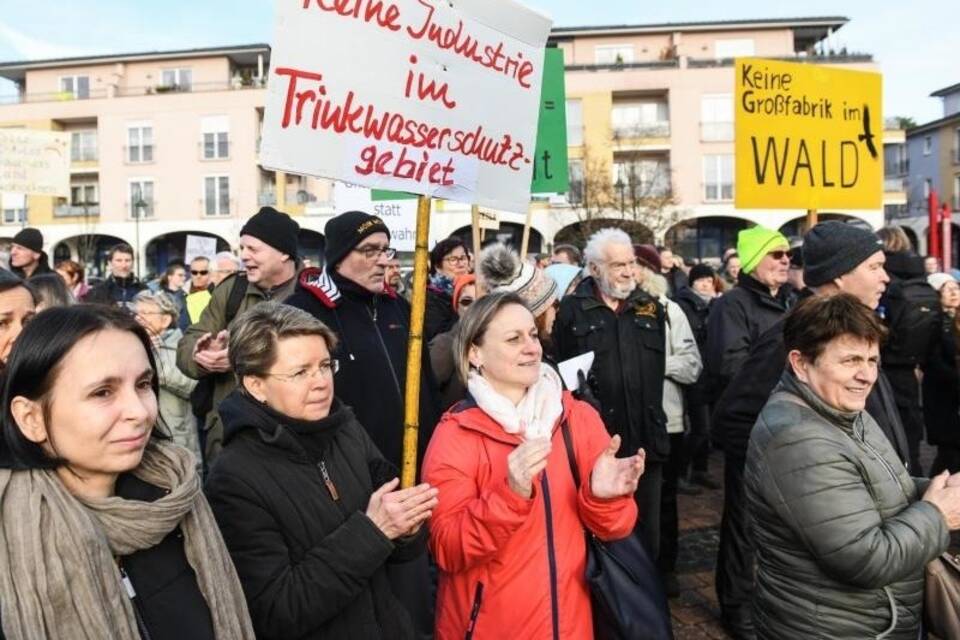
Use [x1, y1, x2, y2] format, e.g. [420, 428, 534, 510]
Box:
[9, 228, 53, 279]
[712, 221, 901, 640]
[177, 206, 301, 461]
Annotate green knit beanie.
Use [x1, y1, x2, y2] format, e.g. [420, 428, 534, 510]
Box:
[737, 226, 789, 274]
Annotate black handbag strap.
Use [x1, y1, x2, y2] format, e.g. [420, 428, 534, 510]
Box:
[559, 418, 582, 489]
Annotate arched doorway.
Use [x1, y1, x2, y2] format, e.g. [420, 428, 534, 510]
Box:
[52, 234, 128, 280]
[145, 232, 231, 279]
[554, 219, 653, 249]
[450, 223, 544, 254]
[778, 214, 870, 241]
[665, 216, 749, 261]
[298, 229, 325, 269]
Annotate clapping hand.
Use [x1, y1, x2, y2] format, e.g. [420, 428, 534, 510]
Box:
[193, 330, 231, 372]
[590, 435, 645, 499]
[366, 478, 440, 539]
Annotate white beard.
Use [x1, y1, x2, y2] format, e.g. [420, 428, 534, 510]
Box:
[598, 273, 636, 300]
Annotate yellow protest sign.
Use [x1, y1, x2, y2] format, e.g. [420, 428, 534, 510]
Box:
[735, 57, 882, 210]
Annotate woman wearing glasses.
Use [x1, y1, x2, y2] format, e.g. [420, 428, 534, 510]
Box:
[430, 273, 478, 411]
[425, 237, 471, 342]
[205, 302, 438, 639]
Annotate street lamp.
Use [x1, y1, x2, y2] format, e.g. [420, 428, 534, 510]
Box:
[133, 198, 146, 277]
[615, 177, 626, 215]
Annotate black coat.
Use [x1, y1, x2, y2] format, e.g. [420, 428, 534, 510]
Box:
[923, 315, 960, 446]
[424, 286, 456, 342]
[663, 267, 689, 297]
[285, 269, 441, 474]
[553, 276, 669, 461]
[713, 300, 911, 464]
[672, 286, 712, 402]
[704, 272, 791, 397]
[205, 391, 423, 640]
[11, 254, 53, 280]
[85, 274, 148, 306]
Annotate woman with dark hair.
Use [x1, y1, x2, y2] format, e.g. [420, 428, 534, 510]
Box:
[0, 304, 254, 639]
[205, 302, 437, 639]
[426, 236, 470, 341]
[424, 292, 642, 639]
[0, 269, 36, 368]
[158, 262, 188, 315]
[746, 294, 960, 639]
[29, 272, 75, 311]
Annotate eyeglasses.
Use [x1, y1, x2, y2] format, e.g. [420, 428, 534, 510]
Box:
[767, 250, 790, 261]
[353, 245, 397, 260]
[444, 254, 469, 264]
[191, 270, 209, 276]
[265, 360, 339, 383]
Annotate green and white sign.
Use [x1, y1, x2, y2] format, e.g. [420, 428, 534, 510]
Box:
[531, 48, 569, 195]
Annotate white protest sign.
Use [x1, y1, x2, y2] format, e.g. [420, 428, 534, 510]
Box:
[0, 129, 70, 197]
[184, 235, 218, 266]
[260, 0, 552, 212]
[334, 183, 418, 251]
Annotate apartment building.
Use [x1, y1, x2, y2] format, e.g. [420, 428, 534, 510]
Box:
[0, 17, 905, 272]
[884, 82, 960, 254]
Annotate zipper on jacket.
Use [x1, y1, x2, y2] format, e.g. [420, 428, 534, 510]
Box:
[464, 581, 484, 640]
[540, 475, 561, 640]
[365, 304, 403, 399]
[118, 563, 153, 640]
[318, 459, 340, 501]
[854, 418, 909, 502]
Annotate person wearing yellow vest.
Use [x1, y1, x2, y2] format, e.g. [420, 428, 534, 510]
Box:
[179, 257, 215, 329]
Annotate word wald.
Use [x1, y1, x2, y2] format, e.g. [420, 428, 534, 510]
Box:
[751, 137, 861, 188]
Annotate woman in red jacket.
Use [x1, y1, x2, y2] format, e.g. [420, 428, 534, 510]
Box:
[423, 292, 644, 640]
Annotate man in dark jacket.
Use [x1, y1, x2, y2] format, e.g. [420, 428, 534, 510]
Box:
[673, 263, 718, 488]
[285, 210, 440, 640]
[9, 228, 53, 279]
[711, 221, 897, 639]
[553, 228, 668, 559]
[705, 226, 792, 403]
[85, 243, 148, 307]
[658, 245, 689, 296]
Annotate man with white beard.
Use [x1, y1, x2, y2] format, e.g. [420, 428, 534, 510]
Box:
[554, 228, 669, 559]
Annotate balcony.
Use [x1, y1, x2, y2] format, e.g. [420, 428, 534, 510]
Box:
[54, 203, 100, 218]
[258, 190, 277, 206]
[884, 177, 908, 192]
[886, 159, 910, 176]
[0, 88, 108, 105]
[0, 78, 267, 105]
[688, 53, 873, 68]
[700, 122, 734, 142]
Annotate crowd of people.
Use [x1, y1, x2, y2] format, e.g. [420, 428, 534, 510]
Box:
[1, 207, 960, 639]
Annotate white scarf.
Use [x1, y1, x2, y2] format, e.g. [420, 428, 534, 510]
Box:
[467, 364, 564, 440]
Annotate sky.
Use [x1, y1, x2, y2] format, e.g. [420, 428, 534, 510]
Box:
[0, 0, 955, 125]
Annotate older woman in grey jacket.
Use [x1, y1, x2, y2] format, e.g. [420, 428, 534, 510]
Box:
[134, 290, 202, 468]
[746, 294, 960, 640]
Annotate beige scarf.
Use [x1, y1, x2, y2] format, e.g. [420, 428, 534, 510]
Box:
[0, 441, 255, 640]
[468, 364, 565, 440]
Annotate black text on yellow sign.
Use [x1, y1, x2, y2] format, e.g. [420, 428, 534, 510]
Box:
[735, 57, 882, 210]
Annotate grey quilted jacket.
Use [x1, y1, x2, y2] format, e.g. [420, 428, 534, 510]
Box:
[746, 372, 949, 639]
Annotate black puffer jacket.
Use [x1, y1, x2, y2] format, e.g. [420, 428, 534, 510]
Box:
[923, 314, 960, 446]
[84, 274, 148, 306]
[205, 391, 423, 640]
[285, 269, 441, 475]
[704, 272, 791, 401]
[553, 276, 668, 461]
[747, 372, 948, 639]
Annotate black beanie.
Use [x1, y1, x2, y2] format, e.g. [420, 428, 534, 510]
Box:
[324, 211, 391, 267]
[240, 207, 299, 259]
[688, 263, 715, 285]
[802, 221, 884, 287]
[12, 228, 43, 253]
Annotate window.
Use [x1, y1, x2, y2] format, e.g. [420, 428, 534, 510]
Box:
[924, 136, 933, 156]
[201, 115, 230, 159]
[1, 193, 25, 225]
[59, 75, 90, 99]
[161, 68, 192, 91]
[611, 101, 669, 137]
[955, 176, 960, 210]
[70, 130, 97, 162]
[70, 182, 98, 206]
[204, 176, 230, 216]
[612, 159, 670, 197]
[714, 39, 755, 59]
[127, 125, 154, 163]
[565, 99, 583, 146]
[954, 128, 960, 163]
[703, 154, 734, 201]
[129, 180, 155, 218]
[595, 45, 634, 65]
[923, 178, 932, 200]
[567, 160, 584, 205]
[701, 94, 734, 141]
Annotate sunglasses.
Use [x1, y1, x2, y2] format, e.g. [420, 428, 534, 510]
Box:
[767, 250, 790, 261]
[191, 270, 209, 276]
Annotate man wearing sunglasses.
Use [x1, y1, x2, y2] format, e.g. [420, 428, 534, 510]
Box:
[286, 210, 441, 639]
[179, 256, 214, 328]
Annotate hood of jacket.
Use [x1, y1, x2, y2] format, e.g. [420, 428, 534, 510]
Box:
[218, 388, 355, 459]
[883, 251, 925, 281]
[294, 267, 398, 310]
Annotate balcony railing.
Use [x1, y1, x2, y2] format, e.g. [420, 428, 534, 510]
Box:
[286, 188, 320, 205]
[884, 177, 907, 192]
[887, 159, 910, 175]
[701, 122, 734, 142]
[258, 191, 277, 206]
[0, 78, 266, 105]
[612, 122, 671, 139]
[54, 203, 100, 218]
[0, 88, 108, 105]
[125, 201, 156, 219]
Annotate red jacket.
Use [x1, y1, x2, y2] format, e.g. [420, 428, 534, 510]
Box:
[423, 392, 638, 640]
